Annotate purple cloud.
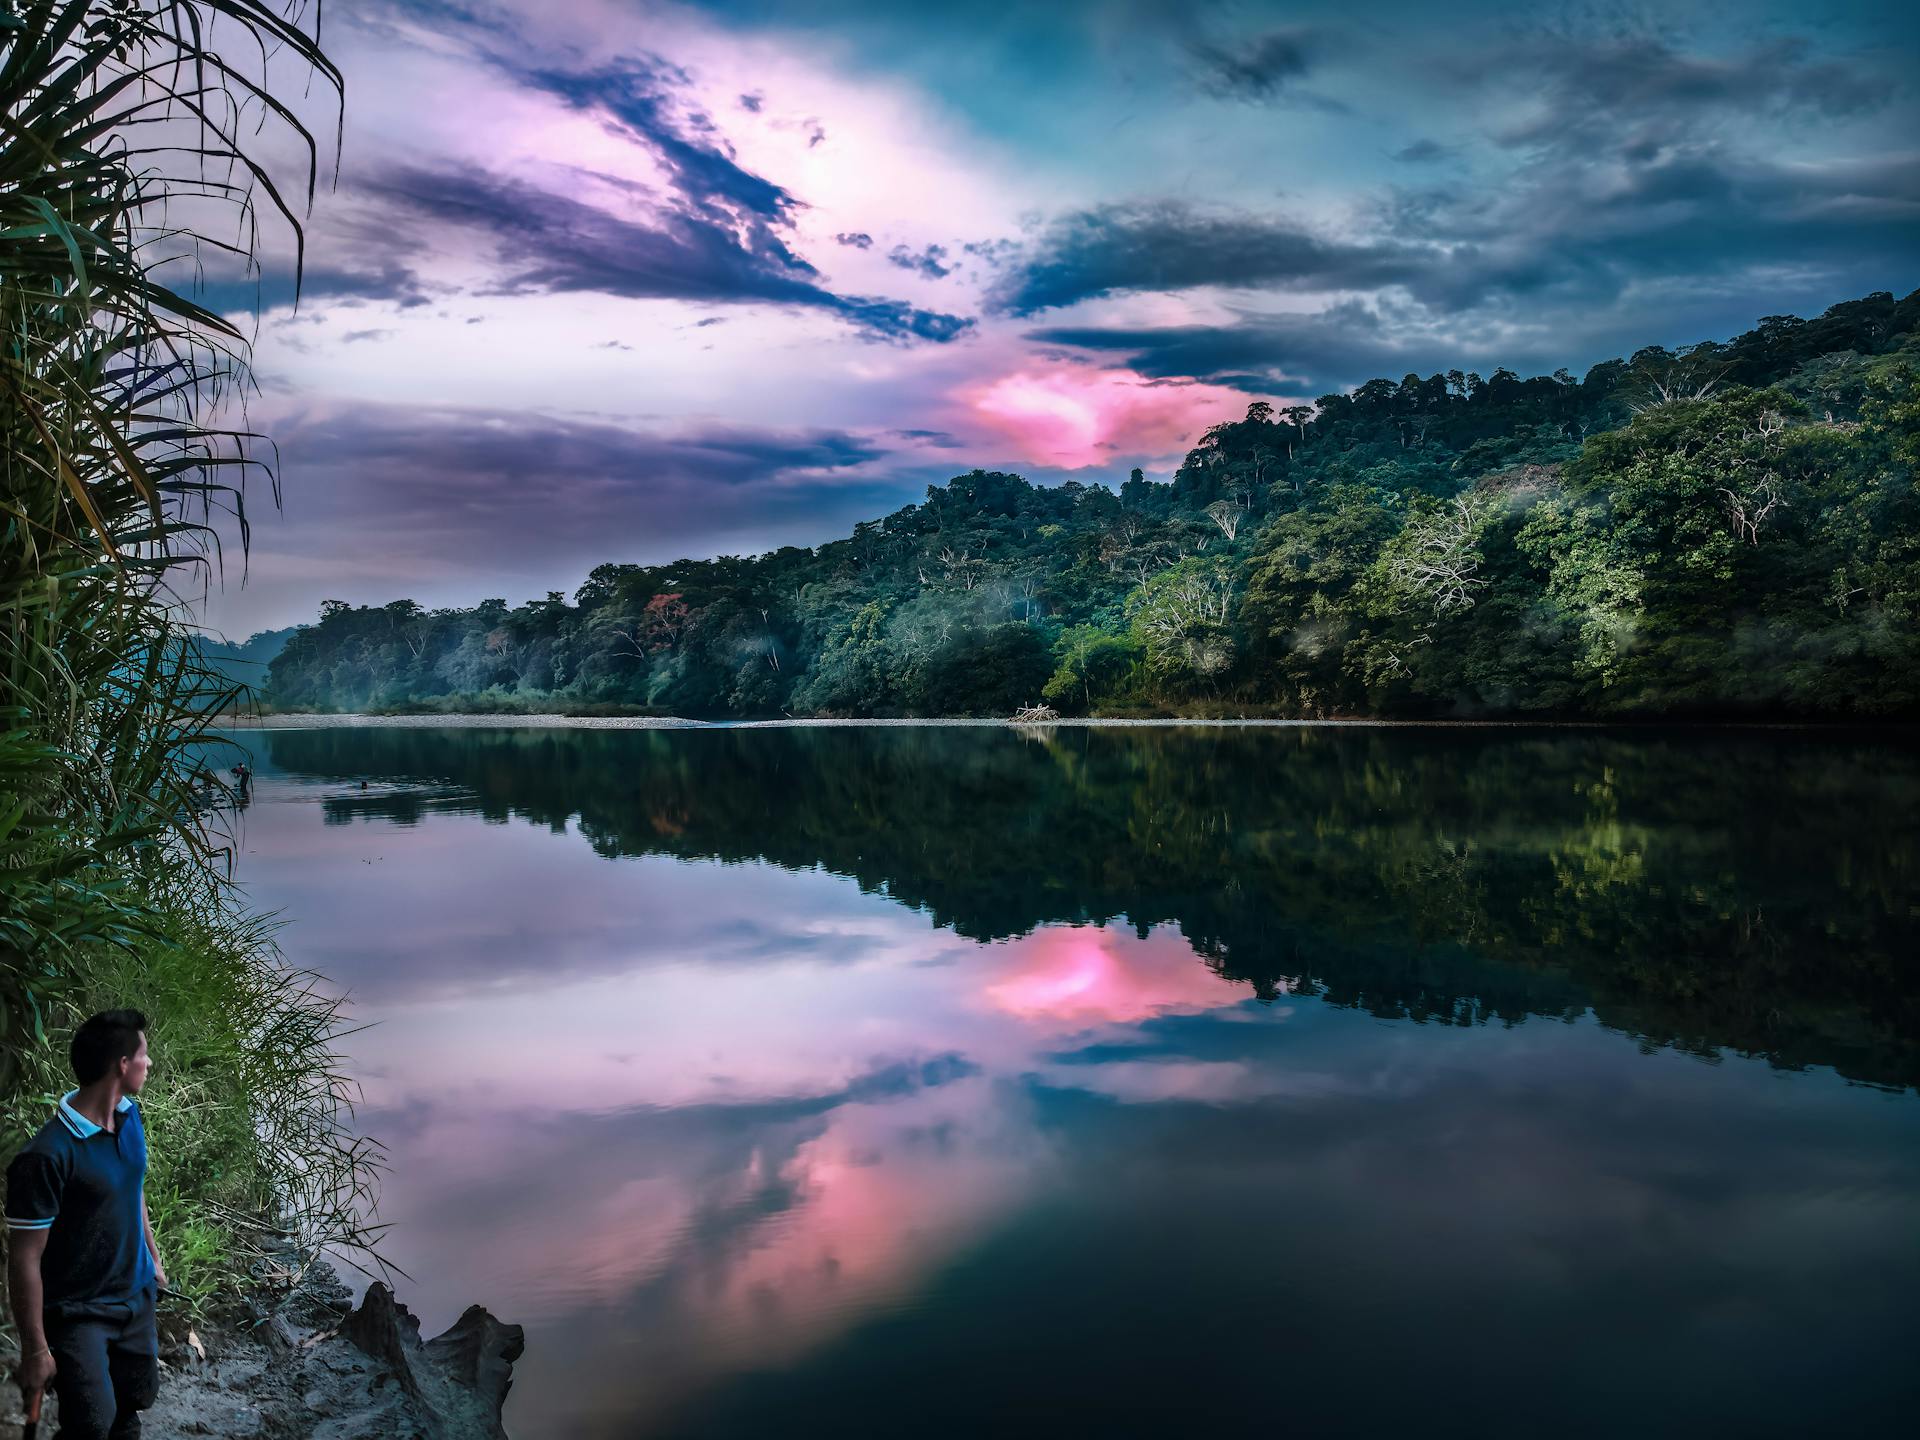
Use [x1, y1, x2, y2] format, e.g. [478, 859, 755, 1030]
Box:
[888, 243, 953, 280]
[361, 162, 972, 343]
[214, 404, 934, 628]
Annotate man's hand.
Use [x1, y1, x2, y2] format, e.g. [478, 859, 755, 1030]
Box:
[7, 1225, 53, 1404]
[141, 1194, 167, 1293]
[14, 1343, 55, 1399]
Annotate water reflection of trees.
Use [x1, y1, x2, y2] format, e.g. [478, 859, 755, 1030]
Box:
[266, 725, 1920, 1089]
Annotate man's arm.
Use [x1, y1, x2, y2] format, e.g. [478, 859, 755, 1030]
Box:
[140, 1193, 167, 1291]
[6, 1228, 56, 1394]
[7, 1147, 62, 1392]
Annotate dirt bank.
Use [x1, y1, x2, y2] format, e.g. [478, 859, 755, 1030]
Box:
[2, 1267, 521, 1439]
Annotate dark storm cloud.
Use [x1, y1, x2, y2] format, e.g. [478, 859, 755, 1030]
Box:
[508, 55, 800, 235]
[989, 201, 1422, 316]
[888, 243, 953, 279]
[1384, 146, 1920, 314]
[291, 405, 886, 482]
[831, 294, 973, 342]
[1483, 33, 1895, 156]
[299, 260, 434, 309]
[365, 161, 802, 303]
[312, 40, 971, 343]
[1186, 27, 1341, 109]
[1374, 30, 1917, 312]
[999, 135, 1919, 322]
[362, 162, 972, 343]
[1014, 33, 1918, 392]
[1031, 302, 1613, 394]
[1030, 301, 1461, 394]
[189, 257, 434, 319]
[962, 238, 1017, 266]
[495, 55, 975, 336]
[889, 428, 966, 449]
[834, 231, 875, 249]
[1032, 268, 1915, 397]
[993, 18, 1913, 377]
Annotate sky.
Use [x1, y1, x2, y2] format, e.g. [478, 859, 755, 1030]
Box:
[193, 0, 1920, 634]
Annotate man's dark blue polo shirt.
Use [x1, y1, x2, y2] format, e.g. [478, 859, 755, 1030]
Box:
[4, 1091, 156, 1318]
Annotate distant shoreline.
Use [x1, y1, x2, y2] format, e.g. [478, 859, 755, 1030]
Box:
[212, 712, 1906, 732]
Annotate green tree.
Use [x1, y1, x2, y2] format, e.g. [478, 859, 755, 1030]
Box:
[1042, 624, 1141, 711]
[1129, 556, 1239, 690]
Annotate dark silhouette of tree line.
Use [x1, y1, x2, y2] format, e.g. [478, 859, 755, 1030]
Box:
[250, 723, 1920, 1091]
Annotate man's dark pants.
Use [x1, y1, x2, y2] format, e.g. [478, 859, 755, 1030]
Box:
[45, 1288, 158, 1440]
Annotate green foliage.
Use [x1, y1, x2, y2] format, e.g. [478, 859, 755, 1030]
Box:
[3, 863, 380, 1314]
[1128, 555, 1238, 689]
[1042, 624, 1141, 712]
[2, 1, 375, 1317]
[1239, 483, 1402, 713]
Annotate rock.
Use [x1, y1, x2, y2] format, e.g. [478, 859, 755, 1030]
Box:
[129, 1263, 523, 1440]
[262, 1313, 301, 1355]
[158, 1310, 199, 1363]
[423, 1305, 526, 1420]
[338, 1283, 422, 1400]
[161, 1334, 205, 1369]
[328, 1280, 522, 1438]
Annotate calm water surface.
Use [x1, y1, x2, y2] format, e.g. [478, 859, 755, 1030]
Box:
[214, 725, 1920, 1439]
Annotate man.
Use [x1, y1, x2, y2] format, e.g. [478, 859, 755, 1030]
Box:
[6, 1011, 167, 1439]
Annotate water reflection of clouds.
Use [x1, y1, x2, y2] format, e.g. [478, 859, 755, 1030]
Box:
[239, 796, 926, 1005]
[361, 1059, 1053, 1430]
[982, 925, 1250, 1025]
[234, 766, 1920, 1438]
[245, 773, 1294, 1427]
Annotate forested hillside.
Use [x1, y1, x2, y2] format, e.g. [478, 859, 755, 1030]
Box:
[198, 626, 297, 695]
[265, 289, 1920, 719]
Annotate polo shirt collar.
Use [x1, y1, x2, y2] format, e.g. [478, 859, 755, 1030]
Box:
[58, 1090, 133, 1139]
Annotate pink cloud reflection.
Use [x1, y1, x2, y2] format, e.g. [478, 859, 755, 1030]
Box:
[985, 926, 1246, 1025]
[966, 364, 1266, 470]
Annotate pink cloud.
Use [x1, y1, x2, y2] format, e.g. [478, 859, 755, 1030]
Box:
[964, 364, 1265, 470]
[984, 925, 1248, 1025]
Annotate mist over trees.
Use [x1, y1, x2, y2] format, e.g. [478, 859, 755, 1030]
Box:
[264, 289, 1920, 719]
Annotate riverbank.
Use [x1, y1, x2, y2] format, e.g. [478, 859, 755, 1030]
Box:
[226, 712, 1569, 728]
[0, 1264, 522, 1440]
[217, 711, 1900, 732]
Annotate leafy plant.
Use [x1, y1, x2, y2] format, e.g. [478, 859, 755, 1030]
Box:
[2, 1, 373, 1314]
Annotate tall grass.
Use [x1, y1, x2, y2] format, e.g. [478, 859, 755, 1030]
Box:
[1, 2, 373, 1315]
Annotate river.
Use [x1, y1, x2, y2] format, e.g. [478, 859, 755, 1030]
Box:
[213, 722, 1920, 1438]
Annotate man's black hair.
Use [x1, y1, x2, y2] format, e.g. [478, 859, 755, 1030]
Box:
[70, 1009, 149, 1085]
